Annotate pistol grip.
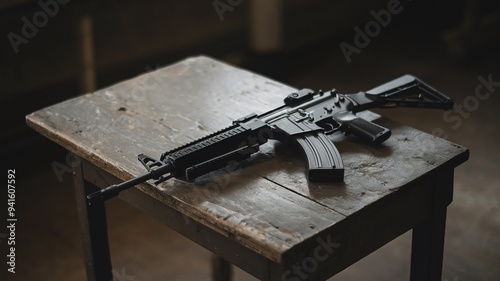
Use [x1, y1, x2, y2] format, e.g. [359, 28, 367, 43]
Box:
[333, 111, 391, 144]
[294, 132, 344, 182]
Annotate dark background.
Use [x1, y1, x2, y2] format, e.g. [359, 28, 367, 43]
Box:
[1, 0, 499, 280]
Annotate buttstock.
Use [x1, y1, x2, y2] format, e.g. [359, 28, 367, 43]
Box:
[365, 74, 454, 109]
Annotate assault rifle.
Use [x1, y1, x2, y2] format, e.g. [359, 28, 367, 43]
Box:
[88, 75, 453, 204]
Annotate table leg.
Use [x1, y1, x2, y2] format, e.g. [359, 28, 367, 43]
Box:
[410, 169, 454, 281]
[74, 161, 113, 281]
[212, 255, 232, 281]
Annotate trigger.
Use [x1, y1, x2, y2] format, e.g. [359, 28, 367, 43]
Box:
[322, 122, 341, 135]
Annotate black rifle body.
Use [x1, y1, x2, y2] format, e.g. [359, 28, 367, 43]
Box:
[88, 75, 453, 203]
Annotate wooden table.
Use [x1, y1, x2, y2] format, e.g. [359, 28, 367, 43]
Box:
[26, 56, 469, 281]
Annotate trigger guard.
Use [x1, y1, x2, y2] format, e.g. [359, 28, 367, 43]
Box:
[323, 122, 341, 135]
[316, 119, 341, 135]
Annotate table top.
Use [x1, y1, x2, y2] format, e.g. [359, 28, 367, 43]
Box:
[26, 56, 469, 264]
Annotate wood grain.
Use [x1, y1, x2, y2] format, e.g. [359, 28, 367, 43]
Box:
[26, 56, 469, 277]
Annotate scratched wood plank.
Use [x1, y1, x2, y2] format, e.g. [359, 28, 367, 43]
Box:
[26, 56, 469, 270]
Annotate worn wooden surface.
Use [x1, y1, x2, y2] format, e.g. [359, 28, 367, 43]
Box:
[26, 56, 469, 279]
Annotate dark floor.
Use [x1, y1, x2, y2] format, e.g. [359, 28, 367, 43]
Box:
[2, 34, 500, 280]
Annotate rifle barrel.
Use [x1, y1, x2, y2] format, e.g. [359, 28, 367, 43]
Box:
[87, 163, 173, 204]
